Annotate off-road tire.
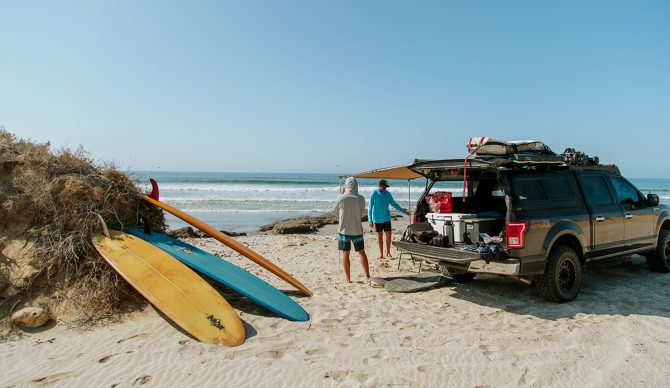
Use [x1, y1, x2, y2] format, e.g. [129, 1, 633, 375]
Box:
[646, 230, 670, 273]
[535, 245, 581, 303]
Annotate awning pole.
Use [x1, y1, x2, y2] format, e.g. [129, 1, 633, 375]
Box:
[408, 179, 412, 220]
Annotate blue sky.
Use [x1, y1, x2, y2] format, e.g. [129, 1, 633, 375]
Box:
[1, 1, 668, 177]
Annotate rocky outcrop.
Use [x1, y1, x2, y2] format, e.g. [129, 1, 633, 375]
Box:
[168, 226, 247, 239]
[10, 307, 50, 328]
[261, 212, 370, 235]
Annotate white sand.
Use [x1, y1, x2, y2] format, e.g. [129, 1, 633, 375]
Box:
[2, 223, 670, 387]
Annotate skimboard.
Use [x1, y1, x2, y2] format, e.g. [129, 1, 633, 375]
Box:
[143, 179, 312, 297]
[126, 227, 309, 322]
[92, 230, 245, 346]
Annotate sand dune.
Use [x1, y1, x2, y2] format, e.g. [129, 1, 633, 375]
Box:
[2, 226, 670, 387]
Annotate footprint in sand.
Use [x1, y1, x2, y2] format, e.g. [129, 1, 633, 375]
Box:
[116, 334, 147, 344]
[400, 336, 413, 347]
[32, 372, 75, 384]
[98, 351, 134, 363]
[417, 365, 441, 374]
[479, 344, 502, 359]
[255, 350, 283, 359]
[133, 375, 152, 385]
[305, 348, 325, 356]
[320, 318, 342, 325]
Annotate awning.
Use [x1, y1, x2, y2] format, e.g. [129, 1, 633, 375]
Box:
[340, 162, 428, 217]
[343, 164, 424, 180]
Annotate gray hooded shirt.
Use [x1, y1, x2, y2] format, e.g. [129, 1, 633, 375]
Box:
[334, 177, 366, 236]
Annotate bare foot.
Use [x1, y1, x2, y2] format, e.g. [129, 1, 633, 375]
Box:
[376, 256, 384, 260]
[345, 278, 351, 283]
[387, 253, 397, 260]
[365, 277, 371, 284]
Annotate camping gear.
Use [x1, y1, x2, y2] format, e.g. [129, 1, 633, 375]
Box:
[444, 222, 455, 245]
[467, 137, 552, 156]
[402, 222, 436, 244]
[126, 227, 309, 322]
[563, 148, 599, 166]
[426, 191, 453, 213]
[426, 213, 477, 243]
[144, 179, 312, 297]
[463, 218, 506, 244]
[92, 230, 245, 346]
[430, 235, 450, 247]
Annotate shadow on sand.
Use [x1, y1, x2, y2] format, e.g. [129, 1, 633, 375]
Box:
[445, 255, 670, 320]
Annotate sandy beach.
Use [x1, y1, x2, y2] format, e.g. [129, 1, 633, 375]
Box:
[2, 219, 670, 387]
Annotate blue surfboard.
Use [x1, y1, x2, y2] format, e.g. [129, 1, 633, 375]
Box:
[126, 227, 309, 322]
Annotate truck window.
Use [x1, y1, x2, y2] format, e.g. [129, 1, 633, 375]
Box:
[542, 177, 574, 201]
[513, 178, 547, 201]
[578, 175, 613, 205]
[609, 177, 643, 208]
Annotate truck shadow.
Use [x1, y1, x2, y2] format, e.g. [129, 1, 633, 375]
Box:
[447, 255, 670, 320]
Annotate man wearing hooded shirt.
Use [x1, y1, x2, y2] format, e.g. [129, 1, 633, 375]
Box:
[368, 179, 409, 260]
[334, 177, 370, 283]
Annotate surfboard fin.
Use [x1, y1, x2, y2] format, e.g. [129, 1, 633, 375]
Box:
[149, 178, 160, 200]
[94, 213, 111, 239]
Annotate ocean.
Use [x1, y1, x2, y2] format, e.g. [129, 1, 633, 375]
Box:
[131, 171, 670, 233]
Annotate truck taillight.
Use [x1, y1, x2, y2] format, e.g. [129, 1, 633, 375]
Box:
[412, 214, 417, 224]
[506, 222, 528, 249]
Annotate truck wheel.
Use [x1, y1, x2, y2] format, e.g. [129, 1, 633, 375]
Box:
[535, 245, 581, 303]
[646, 230, 670, 273]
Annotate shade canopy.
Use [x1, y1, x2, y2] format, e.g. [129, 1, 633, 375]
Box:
[344, 164, 424, 180]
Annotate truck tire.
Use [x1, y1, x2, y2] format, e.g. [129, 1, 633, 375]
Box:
[646, 230, 670, 273]
[535, 245, 581, 303]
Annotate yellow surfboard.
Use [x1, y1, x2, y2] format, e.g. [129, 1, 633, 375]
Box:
[143, 179, 312, 297]
[92, 230, 245, 346]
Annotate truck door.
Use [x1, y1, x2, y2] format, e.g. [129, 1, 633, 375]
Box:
[576, 173, 625, 256]
[607, 175, 655, 249]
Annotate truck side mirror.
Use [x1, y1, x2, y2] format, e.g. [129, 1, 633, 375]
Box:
[647, 193, 660, 207]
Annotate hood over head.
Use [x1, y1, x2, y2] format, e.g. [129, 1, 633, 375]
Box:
[344, 177, 358, 194]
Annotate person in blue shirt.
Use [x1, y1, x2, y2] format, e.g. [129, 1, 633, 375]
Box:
[368, 179, 409, 260]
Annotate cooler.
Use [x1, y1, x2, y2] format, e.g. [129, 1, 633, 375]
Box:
[425, 213, 477, 243]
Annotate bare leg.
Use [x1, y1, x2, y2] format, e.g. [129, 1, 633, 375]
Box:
[358, 249, 370, 282]
[342, 250, 351, 283]
[385, 231, 395, 259]
[376, 232, 384, 259]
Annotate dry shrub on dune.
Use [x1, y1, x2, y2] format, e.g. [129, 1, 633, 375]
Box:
[0, 130, 166, 323]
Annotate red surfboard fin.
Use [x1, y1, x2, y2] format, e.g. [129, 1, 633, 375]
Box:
[149, 178, 160, 200]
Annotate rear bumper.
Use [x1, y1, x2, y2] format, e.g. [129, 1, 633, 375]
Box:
[393, 241, 520, 276]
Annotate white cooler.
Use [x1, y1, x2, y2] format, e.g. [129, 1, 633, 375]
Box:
[425, 213, 477, 243]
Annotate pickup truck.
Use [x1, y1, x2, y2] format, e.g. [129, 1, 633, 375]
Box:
[393, 156, 670, 302]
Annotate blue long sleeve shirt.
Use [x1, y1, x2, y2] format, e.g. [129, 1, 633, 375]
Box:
[368, 189, 404, 223]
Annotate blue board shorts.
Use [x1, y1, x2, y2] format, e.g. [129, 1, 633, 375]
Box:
[338, 234, 365, 252]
